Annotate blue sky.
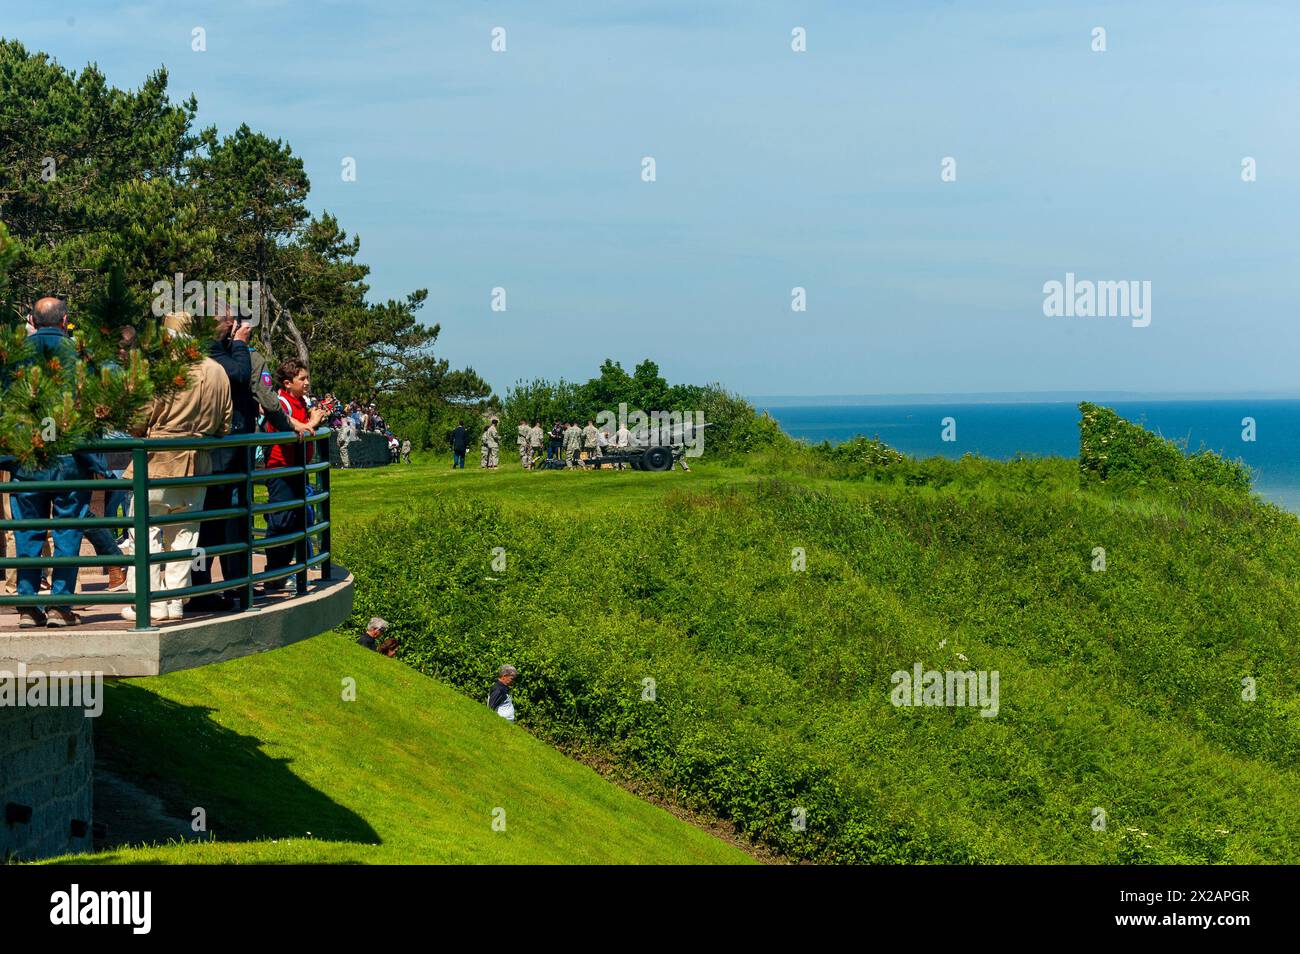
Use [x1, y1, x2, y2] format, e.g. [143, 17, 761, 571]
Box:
[8, 1, 1300, 397]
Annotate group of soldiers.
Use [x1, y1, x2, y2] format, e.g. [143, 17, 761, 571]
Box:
[528, 419, 610, 469]
[477, 417, 620, 470]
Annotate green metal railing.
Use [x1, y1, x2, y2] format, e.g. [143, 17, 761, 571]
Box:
[0, 428, 333, 629]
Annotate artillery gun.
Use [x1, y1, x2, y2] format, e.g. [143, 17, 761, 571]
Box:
[538, 422, 711, 472]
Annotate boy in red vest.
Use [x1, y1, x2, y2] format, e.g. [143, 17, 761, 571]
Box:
[261, 358, 325, 593]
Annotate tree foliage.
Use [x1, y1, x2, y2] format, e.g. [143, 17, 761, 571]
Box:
[0, 39, 482, 460]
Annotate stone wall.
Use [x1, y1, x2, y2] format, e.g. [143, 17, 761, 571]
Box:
[329, 430, 392, 469]
[0, 701, 94, 861]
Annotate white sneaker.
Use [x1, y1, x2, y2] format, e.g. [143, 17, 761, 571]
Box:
[166, 601, 185, 620]
[121, 604, 169, 624]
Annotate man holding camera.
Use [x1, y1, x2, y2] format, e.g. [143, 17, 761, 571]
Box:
[189, 304, 310, 610]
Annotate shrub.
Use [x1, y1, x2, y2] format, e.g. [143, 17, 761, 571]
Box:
[1078, 401, 1252, 494]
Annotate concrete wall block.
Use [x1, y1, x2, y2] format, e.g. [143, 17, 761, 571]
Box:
[0, 706, 93, 862]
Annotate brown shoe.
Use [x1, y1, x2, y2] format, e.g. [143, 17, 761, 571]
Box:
[107, 567, 128, 590]
[45, 607, 83, 627]
[18, 608, 47, 628]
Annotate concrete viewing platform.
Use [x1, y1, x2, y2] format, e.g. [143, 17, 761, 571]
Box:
[0, 553, 354, 677]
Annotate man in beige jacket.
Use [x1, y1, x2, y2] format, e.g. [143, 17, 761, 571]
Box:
[122, 313, 232, 624]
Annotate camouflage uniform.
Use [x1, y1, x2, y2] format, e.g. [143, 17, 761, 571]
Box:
[581, 423, 600, 467]
[562, 424, 581, 468]
[528, 424, 544, 465]
[517, 423, 532, 469]
[481, 422, 499, 468]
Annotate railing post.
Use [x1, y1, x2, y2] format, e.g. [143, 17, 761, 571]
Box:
[320, 433, 332, 581]
[295, 434, 309, 596]
[130, 446, 151, 628]
[243, 443, 256, 611]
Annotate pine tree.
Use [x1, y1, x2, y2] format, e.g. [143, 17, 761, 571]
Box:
[0, 243, 208, 471]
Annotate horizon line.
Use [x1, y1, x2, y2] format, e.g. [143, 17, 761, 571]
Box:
[749, 390, 1300, 407]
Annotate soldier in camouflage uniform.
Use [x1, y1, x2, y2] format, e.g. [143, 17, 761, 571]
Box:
[481, 418, 500, 468]
[517, 420, 531, 469]
[562, 421, 581, 468]
[528, 420, 544, 467]
[581, 419, 600, 468]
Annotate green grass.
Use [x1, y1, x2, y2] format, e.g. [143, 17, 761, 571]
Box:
[49, 430, 1300, 864]
[331, 448, 1300, 864]
[44, 635, 751, 864]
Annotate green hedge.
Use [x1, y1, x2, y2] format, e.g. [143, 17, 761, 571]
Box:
[338, 464, 1300, 863]
[1078, 401, 1252, 494]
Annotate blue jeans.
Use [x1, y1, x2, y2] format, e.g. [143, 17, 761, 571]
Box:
[264, 474, 305, 577]
[105, 484, 130, 530]
[11, 455, 88, 602]
[453, 451, 465, 469]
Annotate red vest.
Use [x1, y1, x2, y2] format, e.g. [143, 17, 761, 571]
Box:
[265, 389, 314, 468]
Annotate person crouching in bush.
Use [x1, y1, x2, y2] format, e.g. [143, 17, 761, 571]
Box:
[488, 665, 517, 721]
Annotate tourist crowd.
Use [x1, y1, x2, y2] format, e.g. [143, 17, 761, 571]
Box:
[0, 298, 370, 627]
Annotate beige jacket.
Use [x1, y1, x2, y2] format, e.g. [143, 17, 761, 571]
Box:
[124, 357, 233, 479]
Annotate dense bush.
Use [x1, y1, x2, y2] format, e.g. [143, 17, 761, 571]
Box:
[1078, 401, 1252, 494]
[338, 461, 1300, 863]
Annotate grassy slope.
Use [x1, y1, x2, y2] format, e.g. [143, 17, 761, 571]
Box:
[325, 452, 1300, 863]
[52, 446, 1300, 864]
[46, 633, 750, 864]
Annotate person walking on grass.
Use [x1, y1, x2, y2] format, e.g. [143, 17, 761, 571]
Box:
[528, 420, 544, 469]
[451, 422, 468, 469]
[517, 419, 531, 469]
[481, 418, 500, 469]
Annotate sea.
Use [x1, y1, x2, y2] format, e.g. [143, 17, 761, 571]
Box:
[756, 400, 1300, 514]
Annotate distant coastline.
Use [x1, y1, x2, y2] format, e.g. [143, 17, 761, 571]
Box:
[750, 391, 1300, 408]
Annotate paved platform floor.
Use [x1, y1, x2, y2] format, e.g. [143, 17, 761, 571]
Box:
[1, 540, 327, 633]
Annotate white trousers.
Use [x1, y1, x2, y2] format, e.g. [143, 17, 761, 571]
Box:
[125, 484, 206, 611]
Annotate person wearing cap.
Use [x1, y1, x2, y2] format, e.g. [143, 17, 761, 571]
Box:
[121, 312, 233, 624]
[357, 617, 388, 651]
[487, 665, 517, 721]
